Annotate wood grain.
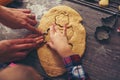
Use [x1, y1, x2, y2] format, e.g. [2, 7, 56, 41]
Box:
[0, 0, 119, 80]
[62, 1, 120, 80]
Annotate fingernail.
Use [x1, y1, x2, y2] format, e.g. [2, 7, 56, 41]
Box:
[35, 36, 43, 41]
[36, 39, 44, 44]
[35, 37, 40, 40]
[9, 63, 16, 67]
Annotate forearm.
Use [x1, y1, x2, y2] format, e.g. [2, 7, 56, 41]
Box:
[0, 5, 13, 27]
[0, 5, 7, 22]
[0, 5, 12, 22]
[0, 5, 5, 19]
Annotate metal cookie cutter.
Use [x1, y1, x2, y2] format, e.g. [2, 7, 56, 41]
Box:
[43, 28, 50, 35]
[42, 28, 50, 42]
[95, 13, 118, 43]
[95, 26, 111, 43]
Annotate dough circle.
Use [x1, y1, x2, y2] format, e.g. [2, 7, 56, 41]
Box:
[37, 5, 86, 77]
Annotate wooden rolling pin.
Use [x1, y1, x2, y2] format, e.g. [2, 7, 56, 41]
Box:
[0, 0, 13, 6]
[99, 0, 109, 7]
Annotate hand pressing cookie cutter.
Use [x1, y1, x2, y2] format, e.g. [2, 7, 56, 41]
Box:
[95, 13, 118, 43]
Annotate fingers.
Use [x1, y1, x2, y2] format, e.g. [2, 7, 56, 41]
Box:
[25, 23, 42, 34]
[7, 37, 44, 53]
[26, 35, 44, 48]
[35, 36, 44, 44]
[20, 9, 41, 34]
[13, 43, 36, 51]
[63, 24, 67, 36]
[27, 14, 36, 20]
[54, 25, 60, 33]
[13, 37, 43, 50]
[52, 24, 56, 32]
[49, 24, 67, 36]
[35, 36, 43, 41]
[50, 25, 56, 35]
[26, 34, 39, 38]
[9, 39, 35, 44]
[18, 9, 31, 13]
[15, 51, 29, 58]
[26, 18, 37, 26]
[19, 9, 41, 35]
[25, 34, 43, 41]
[10, 51, 29, 61]
[7, 51, 29, 62]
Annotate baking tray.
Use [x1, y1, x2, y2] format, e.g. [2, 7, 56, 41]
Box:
[67, 0, 120, 16]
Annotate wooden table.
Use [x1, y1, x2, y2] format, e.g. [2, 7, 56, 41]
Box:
[62, 1, 120, 80]
[0, 0, 119, 80]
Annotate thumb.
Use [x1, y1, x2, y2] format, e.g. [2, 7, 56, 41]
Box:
[47, 42, 54, 49]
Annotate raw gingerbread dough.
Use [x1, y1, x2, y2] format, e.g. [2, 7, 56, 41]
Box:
[37, 5, 86, 77]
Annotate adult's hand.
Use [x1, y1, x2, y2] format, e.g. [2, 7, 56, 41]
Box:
[0, 5, 41, 34]
[47, 24, 73, 58]
[0, 35, 43, 63]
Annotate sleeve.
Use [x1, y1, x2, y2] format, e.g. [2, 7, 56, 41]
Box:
[63, 54, 90, 80]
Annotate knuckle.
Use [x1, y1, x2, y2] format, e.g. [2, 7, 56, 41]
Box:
[23, 39, 27, 42]
[26, 44, 33, 48]
[34, 20, 37, 24]
[22, 39, 31, 43]
[21, 21, 28, 27]
[30, 20, 37, 25]
[23, 15, 28, 19]
[24, 39, 34, 43]
[5, 40, 12, 46]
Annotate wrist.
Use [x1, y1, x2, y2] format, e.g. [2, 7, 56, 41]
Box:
[0, 5, 5, 15]
[58, 46, 73, 58]
[0, 6, 7, 20]
[63, 54, 81, 68]
[0, 6, 11, 26]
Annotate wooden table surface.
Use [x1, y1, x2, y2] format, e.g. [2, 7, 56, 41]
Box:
[0, 0, 120, 80]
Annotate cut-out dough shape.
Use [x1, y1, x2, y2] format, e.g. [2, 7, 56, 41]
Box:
[37, 5, 86, 77]
[55, 14, 69, 27]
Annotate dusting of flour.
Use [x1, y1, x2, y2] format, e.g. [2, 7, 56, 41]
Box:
[26, 0, 62, 20]
[0, 0, 62, 40]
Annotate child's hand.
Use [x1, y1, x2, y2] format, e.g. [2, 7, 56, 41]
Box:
[47, 24, 73, 58]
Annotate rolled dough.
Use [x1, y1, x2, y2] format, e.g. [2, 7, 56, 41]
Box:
[37, 5, 86, 77]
